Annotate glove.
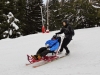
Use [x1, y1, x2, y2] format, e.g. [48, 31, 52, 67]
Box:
[45, 44, 50, 50]
[55, 34, 60, 37]
[45, 44, 50, 48]
[47, 48, 50, 50]
[45, 44, 49, 47]
[55, 33, 58, 36]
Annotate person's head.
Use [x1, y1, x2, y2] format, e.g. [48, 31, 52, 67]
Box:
[62, 19, 68, 26]
[52, 35, 57, 40]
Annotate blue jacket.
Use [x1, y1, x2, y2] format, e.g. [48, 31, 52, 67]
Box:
[45, 39, 59, 51]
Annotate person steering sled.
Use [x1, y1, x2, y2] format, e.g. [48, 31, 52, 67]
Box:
[31, 35, 61, 60]
[55, 19, 75, 55]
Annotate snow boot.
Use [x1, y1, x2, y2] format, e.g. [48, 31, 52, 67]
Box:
[31, 55, 38, 60]
[37, 55, 42, 60]
[58, 51, 62, 55]
[65, 51, 70, 55]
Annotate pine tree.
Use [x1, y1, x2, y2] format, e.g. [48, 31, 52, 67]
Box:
[0, 0, 44, 39]
[92, 0, 100, 27]
[77, 0, 98, 28]
[61, 0, 100, 29]
[34, 0, 43, 32]
[59, 0, 77, 28]
[0, 0, 21, 39]
[48, 0, 100, 30]
[21, 0, 43, 35]
[3, 12, 21, 38]
[0, 1, 9, 39]
[15, 0, 29, 35]
[48, 0, 61, 31]
[0, 1, 4, 23]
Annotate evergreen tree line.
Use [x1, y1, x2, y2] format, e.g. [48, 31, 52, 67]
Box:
[0, 0, 100, 40]
[0, 0, 43, 39]
[47, 0, 100, 31]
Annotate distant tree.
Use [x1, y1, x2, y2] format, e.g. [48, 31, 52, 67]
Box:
[0, 1, 21, 39]
[77, 0, 99, 28]
[59, 0, 77, 28]
[1, 12, 21, 39]
[91, 0, 100, 27]
[34, 0, 43, 32]
[96, 9, 100, 27]
[48, 0, 100, 30]
[0, 1, 9, 39]
[21, 0, 43, 35]
[61, 0, 100, 29]
[48, 0, 61, 31]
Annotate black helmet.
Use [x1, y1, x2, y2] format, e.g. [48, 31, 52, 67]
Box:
[52, 35, 57, 39]
[62, 19, 69, 25]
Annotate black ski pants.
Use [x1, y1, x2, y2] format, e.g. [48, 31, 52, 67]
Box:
[59, 38, 71, 53]
[36, 47, 53, 57]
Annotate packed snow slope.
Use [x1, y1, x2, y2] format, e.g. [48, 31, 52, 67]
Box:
[0, 27, 100, 75]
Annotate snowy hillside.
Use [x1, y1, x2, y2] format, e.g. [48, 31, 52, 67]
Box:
[0, 27, 100, 75]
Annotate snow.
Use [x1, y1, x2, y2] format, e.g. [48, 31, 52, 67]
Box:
[0, 27, 100, 75]
[92, 5, 100, 8]
[5, 12, 20, 37]
[7, 12, 14, 19]
[43, 0, 46, 4]
[53, 10, 57, 12]
[14, 18, 19, 22]
[11, 22, 19, 30]
[5, 1, 10, 4]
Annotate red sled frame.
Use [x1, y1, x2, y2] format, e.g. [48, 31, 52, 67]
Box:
[27, 53, 59, 65]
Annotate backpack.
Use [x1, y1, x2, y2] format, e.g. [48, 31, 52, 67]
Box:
[64, 25, 75, 36]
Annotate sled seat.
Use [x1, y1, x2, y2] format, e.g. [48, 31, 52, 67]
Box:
[48, 50, 58, 56]
[49, 51, 56, 55]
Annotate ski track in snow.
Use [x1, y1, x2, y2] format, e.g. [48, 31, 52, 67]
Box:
[0, 27, 100, 75]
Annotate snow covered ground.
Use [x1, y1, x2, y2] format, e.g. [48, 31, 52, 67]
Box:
[0, 27, 100, 75]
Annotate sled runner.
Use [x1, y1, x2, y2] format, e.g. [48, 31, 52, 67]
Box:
[26, 53, 66, 68]
[26, 51, 59, 65]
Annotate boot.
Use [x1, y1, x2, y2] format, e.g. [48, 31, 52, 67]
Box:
[65, 51, 70, 55]
[58, 51, 62, 55]
[31, 55, 38, 60]
[37, 55, 42, 60]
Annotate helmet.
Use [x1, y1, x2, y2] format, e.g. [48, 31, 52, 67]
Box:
[62, 19, 69, 25]
[52, 35, 57, 39]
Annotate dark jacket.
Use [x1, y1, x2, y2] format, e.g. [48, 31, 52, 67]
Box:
[56, 25, 73, 40]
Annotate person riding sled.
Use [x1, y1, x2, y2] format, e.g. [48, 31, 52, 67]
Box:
[31, 35, 61, 60]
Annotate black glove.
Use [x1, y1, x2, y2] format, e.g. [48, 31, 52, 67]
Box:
[55, 33, 58, 36]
